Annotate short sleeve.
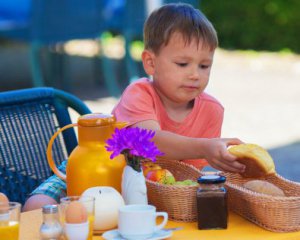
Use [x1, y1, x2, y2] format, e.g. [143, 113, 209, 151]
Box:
[112, 79, 159, 125]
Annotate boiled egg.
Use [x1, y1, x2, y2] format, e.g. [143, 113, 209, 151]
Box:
[0, 192, 9, 213]
[0, 192, 9, 204]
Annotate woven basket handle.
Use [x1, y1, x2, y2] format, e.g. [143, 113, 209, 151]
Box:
[154, 211, 168, 232]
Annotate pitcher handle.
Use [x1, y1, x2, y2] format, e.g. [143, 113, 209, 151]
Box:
[47, 123, 78, 180]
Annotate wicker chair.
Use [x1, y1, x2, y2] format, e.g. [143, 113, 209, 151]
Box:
[0, 87, 91, 204]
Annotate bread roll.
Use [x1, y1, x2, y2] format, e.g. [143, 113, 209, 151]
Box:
[228, 144, 275, 178]
[243, 180, 285, 196]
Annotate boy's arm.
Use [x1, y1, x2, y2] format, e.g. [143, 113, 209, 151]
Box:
[132, 120, 245, 173]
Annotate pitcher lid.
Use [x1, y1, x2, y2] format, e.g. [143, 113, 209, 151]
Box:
[78, 113, 116, 127]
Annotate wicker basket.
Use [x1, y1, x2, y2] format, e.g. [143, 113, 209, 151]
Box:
[145, 159, 201, 222]
[224, 172, 300, 232]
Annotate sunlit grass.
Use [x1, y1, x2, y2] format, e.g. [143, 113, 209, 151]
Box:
[130, 40, 144, 61]
[61, 33, 299, 63]
[64, 40, 100, 57]
[100, 32, 125, 59]
[63, 31, 142, 60]
[225, 48, 297, 59]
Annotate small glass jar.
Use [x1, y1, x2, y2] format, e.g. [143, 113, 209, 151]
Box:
[40, 205, 63, 240]
[196, 175, 228, 230]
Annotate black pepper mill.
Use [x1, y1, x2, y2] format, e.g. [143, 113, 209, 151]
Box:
[197, 175, 228, 230]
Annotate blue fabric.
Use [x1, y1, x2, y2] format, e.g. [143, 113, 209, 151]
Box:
[0, 166, 39, 204]
[0, 0, 106, 43]
[0, 0, 146, 43]
[0, 0, 31, 22]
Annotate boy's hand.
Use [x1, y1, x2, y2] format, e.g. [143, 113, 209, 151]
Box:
[202, 138, 245, 173]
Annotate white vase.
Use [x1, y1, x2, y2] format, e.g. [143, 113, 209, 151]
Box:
[121, 165, 148, 205]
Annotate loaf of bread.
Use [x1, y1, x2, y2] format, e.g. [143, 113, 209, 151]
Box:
[228, 143, 275, 178]
[243, 180, 285, 196]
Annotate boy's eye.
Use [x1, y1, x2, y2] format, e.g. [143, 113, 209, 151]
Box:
[175, 62, 188, 67]
[199, 64, 210, 69]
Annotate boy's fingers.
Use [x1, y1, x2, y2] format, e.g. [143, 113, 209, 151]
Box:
[221, 152, 246, 171]
[222, 151, 237, 162]
[231, 161, 246, 172]
[213, 160, 244, 173]
[224, 138, 244, 146]
[210, 158, 245, 173]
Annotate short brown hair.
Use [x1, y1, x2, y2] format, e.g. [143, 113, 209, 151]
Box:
[144, 3, 218, 54]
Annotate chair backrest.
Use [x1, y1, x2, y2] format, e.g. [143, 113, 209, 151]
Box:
[0, 87, 91, 204]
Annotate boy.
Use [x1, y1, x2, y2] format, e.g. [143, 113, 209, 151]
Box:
[23, 3, 244, 211]
[113, 3, 244, 171]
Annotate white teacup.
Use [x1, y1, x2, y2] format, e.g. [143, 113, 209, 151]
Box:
[118, 204, 168, 240]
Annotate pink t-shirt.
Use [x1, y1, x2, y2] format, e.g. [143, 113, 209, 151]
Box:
[112, 78, 224, 169]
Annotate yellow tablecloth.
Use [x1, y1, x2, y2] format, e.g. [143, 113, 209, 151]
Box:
[20, 209, 300, 240]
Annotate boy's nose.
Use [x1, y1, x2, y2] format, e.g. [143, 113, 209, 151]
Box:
[189, 68, 200, 81]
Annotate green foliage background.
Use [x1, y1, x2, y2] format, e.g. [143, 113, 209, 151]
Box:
[200, 0, 300, 53]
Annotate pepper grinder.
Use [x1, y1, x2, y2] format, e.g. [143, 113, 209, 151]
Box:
[40, 205, 63, 240]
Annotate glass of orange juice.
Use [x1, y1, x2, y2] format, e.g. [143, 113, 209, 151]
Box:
[0, 202, 21, 240]
[60, 196, 95, 240]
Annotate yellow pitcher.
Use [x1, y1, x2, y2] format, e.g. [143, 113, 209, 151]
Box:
[47, 113, 127, 196]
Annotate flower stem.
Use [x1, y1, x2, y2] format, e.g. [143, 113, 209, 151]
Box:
[123, 151, 142, 172]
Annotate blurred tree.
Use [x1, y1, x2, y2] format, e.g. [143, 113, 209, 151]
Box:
[200, 0, 300, 53]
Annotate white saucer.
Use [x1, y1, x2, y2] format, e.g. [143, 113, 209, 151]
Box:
[102, 229, 172, 240]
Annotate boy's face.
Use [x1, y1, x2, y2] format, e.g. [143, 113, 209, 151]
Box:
[145, 32, 215, 105]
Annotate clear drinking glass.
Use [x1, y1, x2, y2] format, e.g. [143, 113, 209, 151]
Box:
[0, 202, 21, 240]
[60, 196, 95, 240]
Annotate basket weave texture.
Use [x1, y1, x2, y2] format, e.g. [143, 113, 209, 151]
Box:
[223, 172, 300, 232]
[145, 159, 201, 222]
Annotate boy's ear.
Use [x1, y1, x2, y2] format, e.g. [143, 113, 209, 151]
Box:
[142, 50, 155, 76]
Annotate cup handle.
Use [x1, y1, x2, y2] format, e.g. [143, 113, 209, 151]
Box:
[154, 212, 168, 232]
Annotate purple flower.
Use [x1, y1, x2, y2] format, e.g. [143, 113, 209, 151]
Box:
[105, 127, 164, 162]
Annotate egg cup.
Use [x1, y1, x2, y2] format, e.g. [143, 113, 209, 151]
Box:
[60, 196, 95, 240]
[65, 221, 89, 240]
